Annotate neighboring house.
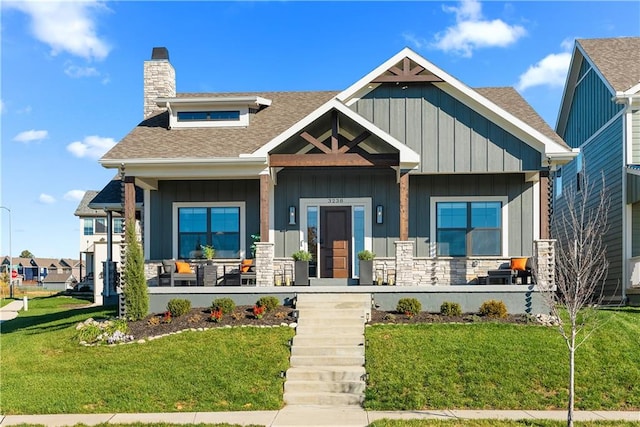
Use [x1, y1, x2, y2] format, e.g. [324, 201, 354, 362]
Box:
[555, 37, 640, 303]
[1, 256, 80, 286]
[74, 179, 143, 305]
[96, 46, 576, 313]
[42, 273, 77, 291]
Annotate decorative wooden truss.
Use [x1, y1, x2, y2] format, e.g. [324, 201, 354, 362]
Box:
[372, 57, 443, 84]
[269, 110, 399, 168]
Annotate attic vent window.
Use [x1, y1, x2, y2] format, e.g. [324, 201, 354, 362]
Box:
[177, 111, 240, 122]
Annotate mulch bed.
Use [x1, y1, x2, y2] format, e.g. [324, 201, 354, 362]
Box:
[127, 306, 531, 339]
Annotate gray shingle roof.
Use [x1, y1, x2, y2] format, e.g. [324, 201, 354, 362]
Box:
[578, 37, 640, 92]
[74, 191, 103, 217]
[105, 86, 565, 161]
[102, 91, 339, 161]
[474, 87, 569, 148]
[88, 178, 143, 209]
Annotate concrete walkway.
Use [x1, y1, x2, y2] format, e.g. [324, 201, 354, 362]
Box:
[0, 300, 23, 322]
[1, 407, 639, 426]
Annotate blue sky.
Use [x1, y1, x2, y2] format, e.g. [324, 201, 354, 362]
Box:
[1, 0, 639, 259]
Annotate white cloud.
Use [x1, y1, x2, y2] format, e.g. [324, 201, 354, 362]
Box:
[38, 193, 56, 204]
[65, 64, 100, 78]
[516, 45, 572, 92]
[0, 99, 5, 114]
[5, 1, 111, 61]
[432, 0, 526, 57]
[13, 129, 48, 143]
[64, 190, 86, 201]
[66, 135, 116, 159]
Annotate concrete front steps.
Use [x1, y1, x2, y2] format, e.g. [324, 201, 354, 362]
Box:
[284, 293, 370, 407]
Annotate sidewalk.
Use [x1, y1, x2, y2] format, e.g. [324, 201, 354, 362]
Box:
[0, 300, 23, 322]
[1, 406, 639, 426]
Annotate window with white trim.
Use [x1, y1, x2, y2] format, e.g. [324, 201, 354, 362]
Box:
[554, 168, 563, 199]
[435, 201, 502, 256]
[176, 204, 243, 259]
[576, 153, 584, 192]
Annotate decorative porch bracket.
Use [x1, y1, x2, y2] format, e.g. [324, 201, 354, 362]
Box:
[395, 241, 414, 286]
[255, 242, 274, 286]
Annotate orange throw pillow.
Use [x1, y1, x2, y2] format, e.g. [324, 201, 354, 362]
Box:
[241, 259, 253, 273]
[510, 257, 528, 271]
[175, 261, 192, 274]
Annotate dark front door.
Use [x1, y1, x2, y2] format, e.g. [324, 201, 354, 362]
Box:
[320, 206, 351, 278]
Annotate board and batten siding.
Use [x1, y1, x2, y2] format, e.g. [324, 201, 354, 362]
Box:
[562, 65, 624, 148]
[273, 168, 399, 258]
[351, 84, 541, 173]
[148, 180, 260, 260]
[632, 109, 640, 164]
[554, 116, 624, 298]
[410, 174, 536, 257]
[275, 169, 535, 259]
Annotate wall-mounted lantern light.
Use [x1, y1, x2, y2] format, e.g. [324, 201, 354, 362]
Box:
[376, 205, 383, 224]
[289, 206, 296, 225]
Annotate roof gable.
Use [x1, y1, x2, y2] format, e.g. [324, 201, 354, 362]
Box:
[338, 48, 571, 160]
[556, 37, 640, 137]
[252, 99, 420, 169]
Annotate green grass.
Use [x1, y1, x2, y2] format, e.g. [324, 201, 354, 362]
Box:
[369, 421, 640, 427]
[0, 296, 294, 415]
[364, 308, 640, 411]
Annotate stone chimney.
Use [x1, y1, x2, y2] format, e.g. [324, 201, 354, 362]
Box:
[143, 47, 175, 119]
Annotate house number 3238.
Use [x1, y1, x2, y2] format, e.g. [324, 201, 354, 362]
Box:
[328, 198, 343, 204]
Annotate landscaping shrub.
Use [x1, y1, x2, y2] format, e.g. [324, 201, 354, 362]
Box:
[212, 297, 236, 314]
[257, 296, 280, 312]
[479, 299, 508, 318]
[167, 298, 191, 317]
[396, 298, 422, 317]
[122, 219, 148, 320]
[440, 301, 462, 316]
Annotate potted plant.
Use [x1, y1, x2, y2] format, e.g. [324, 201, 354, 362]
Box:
[200, 245, 216, 286]
[357, 250, 375, 285]
[201, 245, 215, 264]
[292, 250, 312, 286]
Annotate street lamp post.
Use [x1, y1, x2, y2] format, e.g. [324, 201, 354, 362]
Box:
[0, 206, 12, 298]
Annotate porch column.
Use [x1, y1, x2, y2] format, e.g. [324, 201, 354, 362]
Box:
[260, 174, 270, 242]
[124, 176, 136, 224]
[395, 240, 414, 286]
[540, 172, 550, 239]
[533, 239, 556, 290]
[399, 172, 409, 241]
[255, 242, 274, 286]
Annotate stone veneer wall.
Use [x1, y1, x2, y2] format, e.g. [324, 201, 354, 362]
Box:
[143, 58, 175, 119]
[255, 242, 274, 286]
[142, 239, 555, 287]
[533, 239, 556, 289]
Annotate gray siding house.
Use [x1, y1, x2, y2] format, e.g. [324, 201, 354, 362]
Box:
[97, 47, 576, 313]
[555, 37, 640, 303]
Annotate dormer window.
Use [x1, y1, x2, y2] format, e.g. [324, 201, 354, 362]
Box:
[177, 110, 241, 122]
[157, 96, 271, 129]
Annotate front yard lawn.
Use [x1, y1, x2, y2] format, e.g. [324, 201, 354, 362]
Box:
[364, 308, 640, 411]
[0, 296, 293, 414]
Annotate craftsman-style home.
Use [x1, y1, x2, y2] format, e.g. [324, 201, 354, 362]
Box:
[97, 47, 576, 313]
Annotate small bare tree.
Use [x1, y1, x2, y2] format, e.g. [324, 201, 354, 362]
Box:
[541, 172, 610, 427]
